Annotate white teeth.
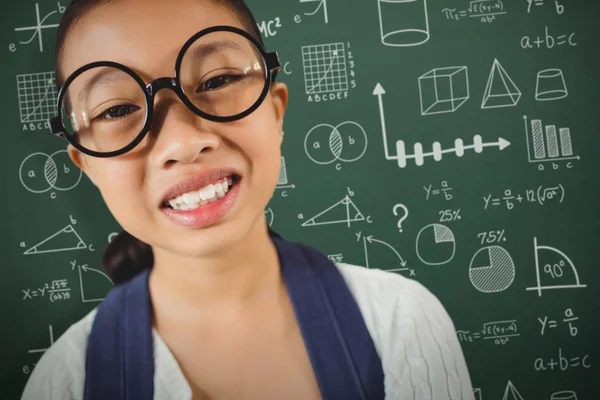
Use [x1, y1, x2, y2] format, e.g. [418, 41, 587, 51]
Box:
[167, 176, 234, 211]
[199, 185, 216, 201]
[184, 191, 200, 205]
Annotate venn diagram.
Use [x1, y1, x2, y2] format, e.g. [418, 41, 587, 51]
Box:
[304, 121, 368, 165]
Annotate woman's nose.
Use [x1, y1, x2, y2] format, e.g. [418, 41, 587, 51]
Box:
[147, 92, 220, 168]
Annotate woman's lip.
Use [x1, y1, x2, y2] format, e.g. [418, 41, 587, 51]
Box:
[160, 178, 241, 229]
[160, 169, 240, 206]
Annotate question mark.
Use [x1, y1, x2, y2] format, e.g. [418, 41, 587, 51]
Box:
[393, 204, 409, 232]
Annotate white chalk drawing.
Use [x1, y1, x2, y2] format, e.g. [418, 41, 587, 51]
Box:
[17, 72, 57, 123]
[551, 391, 578, 400]
[457, 319, 520, 345]
[12, 3, 63, 52]
[419, 66, 469, 115]
[393, 204, 409, 232]
[302, 43, 348, 95]
[363, 235, 408, 272]
[469, 246, 515, 293]
[526, 237, 587, 296]
[19, 150, 82, 194]
[502, 381, 524, 400]
[415, 223, 456, 265]
[276, 156, 295, 192]
[377, 0, 430, 47]
[328, 253, 344, 263]
[305, 121, 367, 165]
[299, 0, 328, 23]
[374, 83, 511, 168]
[442, 0, 507, 23]
[481, 59, 521, 109]
[473, 388, 482, 400]
[301, 195, 365, 227]
[28, 325, 55, 355]
[72, 261, 113, 303]
[536, 69, 568, 101]
[523, 115, 580, 164]
[23, 224, 87, 255]
[265, 208, 275, 226]
[394, 135, 509, 168]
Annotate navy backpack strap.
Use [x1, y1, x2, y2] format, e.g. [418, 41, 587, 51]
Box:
[84, 268, 154, 400]
[84, 230, 383, 400]
[272, 235, 385, 400]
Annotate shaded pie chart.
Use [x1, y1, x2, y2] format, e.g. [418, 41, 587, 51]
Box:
[415, 224, 456, 265]
[469, 246, 515, 293]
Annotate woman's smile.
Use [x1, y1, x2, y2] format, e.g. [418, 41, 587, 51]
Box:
[160, 171, 243, 228]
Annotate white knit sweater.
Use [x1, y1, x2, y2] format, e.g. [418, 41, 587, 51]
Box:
[21, 262, 475, 400]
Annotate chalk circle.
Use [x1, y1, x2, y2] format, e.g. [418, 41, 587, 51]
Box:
[382, 29, 430, 47]
[415, 223, 456, 266]
[19, 150, 82, 193]
[469, 246, 515, 293]
[551, 391, 577, 400]
[305, 121, 367, 165]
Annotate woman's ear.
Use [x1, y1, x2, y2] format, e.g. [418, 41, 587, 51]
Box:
[270, 81, 288, 132]
[67, 144, 97, 187]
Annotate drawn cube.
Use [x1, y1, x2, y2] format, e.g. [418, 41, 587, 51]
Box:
[419, 66, 469, 115]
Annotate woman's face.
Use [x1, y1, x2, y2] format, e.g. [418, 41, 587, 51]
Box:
[62, 0, 288, 258]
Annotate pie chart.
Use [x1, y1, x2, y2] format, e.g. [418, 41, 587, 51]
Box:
[469, 246, 515, 293]
[415, 223, 455, 265]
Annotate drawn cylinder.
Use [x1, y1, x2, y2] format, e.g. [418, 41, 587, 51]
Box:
[535, 69, 568, 101]
[377, 0, 430, 47]
[551, 391, 577, 400]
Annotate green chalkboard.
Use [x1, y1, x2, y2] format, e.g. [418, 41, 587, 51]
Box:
[1, 0, 599, 398]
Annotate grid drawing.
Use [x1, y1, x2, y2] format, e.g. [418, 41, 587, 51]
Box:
[302, 43, 348, 95]
[17, 71, 58, 124]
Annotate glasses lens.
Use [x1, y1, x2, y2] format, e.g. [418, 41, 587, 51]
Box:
[179, 31, 267, 118]
[60, 66, 147, 154]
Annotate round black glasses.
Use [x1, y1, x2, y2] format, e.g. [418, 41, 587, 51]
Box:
[49, 26, 281, 158]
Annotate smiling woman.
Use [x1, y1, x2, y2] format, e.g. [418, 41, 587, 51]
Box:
[21, 1, 475, 399]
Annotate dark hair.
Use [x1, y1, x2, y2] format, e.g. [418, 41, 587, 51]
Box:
[54, 0, 265, 87]
[55, 0, 264, 284]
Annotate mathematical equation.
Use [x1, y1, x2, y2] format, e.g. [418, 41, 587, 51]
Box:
[424, 181, 453, 201]
[539, 308, 579, 336]
[442, 0, 506, 23]
[534, 348, 591, 371]
[521, 26, 577, 50]
[327, 253, 344, 263]
[483, 185, 564, 210]
[457, 320, 519, 345]
[22, 279, 71, 303]
[526, 0, 565, 15]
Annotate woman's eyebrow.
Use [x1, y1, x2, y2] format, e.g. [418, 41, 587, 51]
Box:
[76, 68, 131, 103]
[186, 39, 245, 61]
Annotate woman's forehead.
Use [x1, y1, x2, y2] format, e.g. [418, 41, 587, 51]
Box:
[62, 0, 243, 81]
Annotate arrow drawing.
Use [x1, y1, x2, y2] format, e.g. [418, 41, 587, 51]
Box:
[364, 235, 408, 272]
[373, 83, 511, 168]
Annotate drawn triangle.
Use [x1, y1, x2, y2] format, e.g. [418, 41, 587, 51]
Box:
[502, 381, 524, 400]
[482, 59, 521, 109]
[302, 195, 365, 226]
[24, 224, 87, 255]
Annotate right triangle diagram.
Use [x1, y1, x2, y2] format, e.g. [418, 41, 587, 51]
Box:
[481, 59, 521, 109]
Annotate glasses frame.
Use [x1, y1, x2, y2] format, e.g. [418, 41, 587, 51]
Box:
[49, 25, 281, 158]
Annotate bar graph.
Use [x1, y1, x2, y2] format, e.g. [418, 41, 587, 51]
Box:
[524, 116, 579, 163]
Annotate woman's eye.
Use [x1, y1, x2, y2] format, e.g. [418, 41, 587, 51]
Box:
[95, 105, 141, 121]
[197, 75, 242, 92]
